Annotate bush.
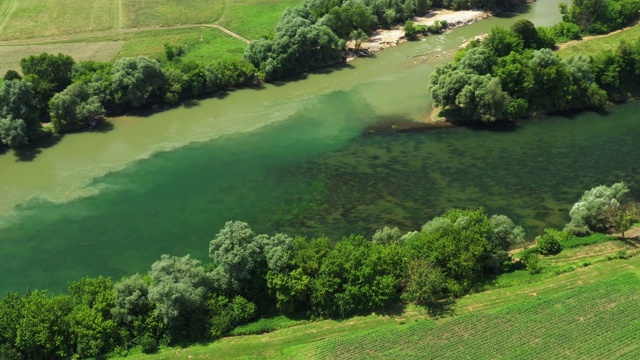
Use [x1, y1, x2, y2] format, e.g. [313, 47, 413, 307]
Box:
[139, 335, 158, 354]
[522, 252, 542, 274]
[536, 228, 564, 255]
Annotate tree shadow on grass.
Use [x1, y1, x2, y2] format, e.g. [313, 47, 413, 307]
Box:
[14, 135, 63, 162]
[423, 298, 456, 318]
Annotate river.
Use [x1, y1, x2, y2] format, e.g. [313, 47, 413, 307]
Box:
[2, 0, 638, 294]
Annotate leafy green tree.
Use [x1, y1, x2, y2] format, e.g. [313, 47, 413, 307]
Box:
[20, 53, 75, 104]
[565, 182, 630, 234]
[0, 292, 23, 355]
[483, 26, 524, 57]
[111, 56, 166, 108]
[485, 215, 526, 272]
[312, 235, 403, 317]
[67, 276, 117, 358]
[149, 255, 214, 342]
[563, 55, 607, 108]
[409, 208, 491, 295]
[49, 83, 104, 131]
[511, 19, 540, 49]
[528, 48, 570, 111]
[457, 47, 496, 75]
[3, 70, 21, 81]
[15, 291, 73, 359]
[550, 21, 581, 42]
[209, 221, 262, 294]
[561, 0, 640, 34]
[0, 117, 27, 147]
[112, 274, 164, 348]
[606, 202, 639, 238]
[401, 259, 447, 305]
[0, 79, 41, 139]
[372, 226, 403, 244]
[456, 74, 510, 122]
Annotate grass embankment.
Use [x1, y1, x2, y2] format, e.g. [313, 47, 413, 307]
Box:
[557, 20, 640, 57]
[120, 235, 640, 359]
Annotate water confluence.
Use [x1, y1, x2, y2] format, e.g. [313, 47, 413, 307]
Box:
[4, 1, 636, 294]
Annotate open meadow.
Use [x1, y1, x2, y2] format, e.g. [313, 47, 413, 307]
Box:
[0, 0, 303, 73]
[120, 236, 640, 359]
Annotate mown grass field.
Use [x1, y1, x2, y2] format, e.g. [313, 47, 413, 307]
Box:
[119, 237, 640, 360]
[0, 0, 303, 71]
[123, 0, 225, 28]
[218, 0, 302, 39]
[0, 0, 113, 40]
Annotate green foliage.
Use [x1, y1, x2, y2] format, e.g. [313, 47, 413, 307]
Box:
[49, 83, 104, 132]
[311, 235, 403, 317]
[209, 221, 262, 295]
[229, 315, 308, 336]
[511, 19, 540, 49]
[560, 233, 614, 249]
[536, 228, 566, 255]
[15, 290, 73, 359]
[372, 226, 403, 244]
[3, 70, 21, 82]
[0, 117, 28, 147]
[164, 43, 186, 62]
[0, 79, 40, 139]
[411, 208, 492, 295]
[401, 258, 447, 305]
[484, 26, 524, 57]
[67, 276, 117, 358]
[111, 56, 166, 109]
[565, 182, 630, 234]
[561, 0, 640, 34]
[20, 53, 75, 104]
[149, 255, 214, 342]
[522, 252, 542, 274]
[551, 21, 582, 42]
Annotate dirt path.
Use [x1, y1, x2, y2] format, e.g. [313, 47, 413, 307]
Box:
[557, 19, 640, 51]
[0, 23, 250, 46]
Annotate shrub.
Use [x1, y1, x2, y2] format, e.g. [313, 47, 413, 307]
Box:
[536, 228, 564, 255]
[522, 252, 542, 274]
[139, 335, 158, 354]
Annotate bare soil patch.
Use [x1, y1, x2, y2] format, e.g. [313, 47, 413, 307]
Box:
[0, 41, 124, 74]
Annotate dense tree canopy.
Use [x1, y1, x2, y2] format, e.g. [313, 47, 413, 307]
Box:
[111, 56, 166, 109]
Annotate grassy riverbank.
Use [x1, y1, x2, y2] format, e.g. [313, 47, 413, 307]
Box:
[120, 236, 640, 359]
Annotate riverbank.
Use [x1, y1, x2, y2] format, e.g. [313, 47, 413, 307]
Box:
[346, 9, 491, 60]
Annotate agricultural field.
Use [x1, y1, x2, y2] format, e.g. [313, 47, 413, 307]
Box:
[0, 0, 113, 40]
[123, 0, 225, 28]
[0, 0, 303, 72]
[120, 239, 640, 359]
[218, 0, 302, 39]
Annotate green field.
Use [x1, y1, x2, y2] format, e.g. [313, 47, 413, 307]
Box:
[119, 238, 640, 359]
[0, 0, 303, 70]
[218, 0, 302, 39]
[123, 0, 225, 28]
[558, 23, 640, 57]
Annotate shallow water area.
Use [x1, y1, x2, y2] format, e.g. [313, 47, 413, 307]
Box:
[6, 0, 636, 295]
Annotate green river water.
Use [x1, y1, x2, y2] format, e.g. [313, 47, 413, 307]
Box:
[2, 1, 638, 294]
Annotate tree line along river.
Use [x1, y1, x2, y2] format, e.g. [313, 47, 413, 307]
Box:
[1, 0, 639, 294]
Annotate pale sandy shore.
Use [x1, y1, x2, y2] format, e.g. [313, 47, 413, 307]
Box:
[347, 9, 491, 59]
